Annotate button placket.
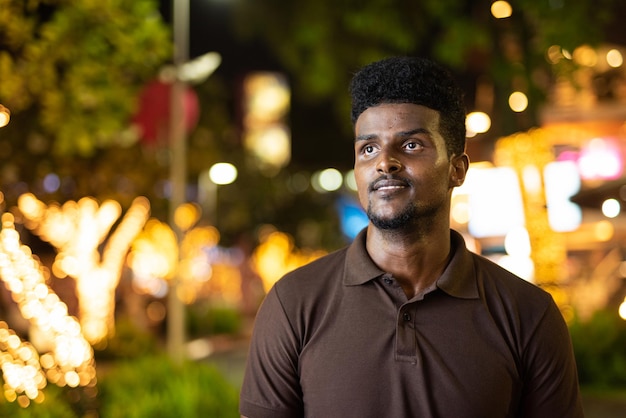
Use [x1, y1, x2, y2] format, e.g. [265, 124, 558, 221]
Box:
[395, 303, 418, 363]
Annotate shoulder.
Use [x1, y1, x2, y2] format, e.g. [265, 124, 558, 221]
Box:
[471, 251, 552, 304]
[469, 252, 561, 341]
[272, 246, 349, 300]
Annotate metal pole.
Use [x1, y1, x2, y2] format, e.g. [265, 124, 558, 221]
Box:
[167, 0, 189, 364]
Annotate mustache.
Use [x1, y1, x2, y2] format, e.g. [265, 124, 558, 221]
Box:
[368, 175, 412, 192]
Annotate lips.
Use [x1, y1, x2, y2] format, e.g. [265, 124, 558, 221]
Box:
[370, 177, 411, 192]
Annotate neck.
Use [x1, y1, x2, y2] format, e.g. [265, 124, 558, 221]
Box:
[365, 222, 452, 299]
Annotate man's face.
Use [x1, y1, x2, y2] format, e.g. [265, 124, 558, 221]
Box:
[353, 103, 463, 230]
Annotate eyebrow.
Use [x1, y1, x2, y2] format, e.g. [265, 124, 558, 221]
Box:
[354, 128, 431, 143]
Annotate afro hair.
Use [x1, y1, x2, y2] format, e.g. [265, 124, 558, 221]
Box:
[350, 56, 466, 156]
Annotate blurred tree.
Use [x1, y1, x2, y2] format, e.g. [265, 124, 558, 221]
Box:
[0, 0, 176, 222]
[0, 0, 171, 156]
[233, 0, 617, 137]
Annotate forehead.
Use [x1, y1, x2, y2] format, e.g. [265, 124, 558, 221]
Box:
[354, 103, 441, 135]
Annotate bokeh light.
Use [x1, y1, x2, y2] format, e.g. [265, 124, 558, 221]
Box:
[208, 162, 238, 185]
[491, 1, 512, 19]
[17, 194, 150, 344]
[0, 104, 10, 128]
[606, 48, 623, 67]
[466, 111, 491, 136]
[602, 198, 621, 218]
[312, 168, 343, 192]
[508, 91, 528, 112]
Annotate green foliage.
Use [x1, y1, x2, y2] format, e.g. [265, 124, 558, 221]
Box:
[570, 310, 626, 388]
[95, 315, 160, 360]
[0, 384, 78, 418]
[187, 304, 243, 338]
[0, 354, 240, 417]
[0, 0, 171, 156]
[97, 355, 240, 418]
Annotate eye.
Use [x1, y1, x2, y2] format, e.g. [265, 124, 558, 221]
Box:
[361, 143, 377, 155]
[404, 141, 422, 151]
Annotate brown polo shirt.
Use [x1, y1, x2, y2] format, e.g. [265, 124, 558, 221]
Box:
[240, 229, 583, 418]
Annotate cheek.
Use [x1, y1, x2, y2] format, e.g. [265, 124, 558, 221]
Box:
[353, 172, 369, 206]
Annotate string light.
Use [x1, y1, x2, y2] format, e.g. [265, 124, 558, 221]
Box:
[0, 214, 95, 406]
[0, 321, 47, 407]
[17, 194, 150, 344]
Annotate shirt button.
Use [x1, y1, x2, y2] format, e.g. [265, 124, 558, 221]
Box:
[403, 312, 411, 322]
[383, 276, 393, 285]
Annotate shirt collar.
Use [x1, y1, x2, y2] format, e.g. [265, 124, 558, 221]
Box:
[343, 228, 478, 299]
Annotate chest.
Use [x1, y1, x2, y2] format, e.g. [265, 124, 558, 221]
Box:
[297, 284, 522, 417]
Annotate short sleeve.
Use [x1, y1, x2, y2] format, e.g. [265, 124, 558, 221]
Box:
[239, 287, 304, 418]
[519, 299, 584, 417]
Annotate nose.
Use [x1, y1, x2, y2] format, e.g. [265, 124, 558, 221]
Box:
[376, 150, 402, 174]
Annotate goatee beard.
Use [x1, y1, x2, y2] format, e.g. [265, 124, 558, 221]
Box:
[367, 203, 417, 230]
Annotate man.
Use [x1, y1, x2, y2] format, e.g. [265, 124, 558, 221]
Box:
[239, 56, 583, 417]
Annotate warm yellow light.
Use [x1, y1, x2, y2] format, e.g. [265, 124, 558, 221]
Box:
[491, 1, 512, 18]
[243, 72, 291, 171]
[607, 49, 623, 68]
[573, 45, 598, 67]
[174, 202, 201, 232]
[252, 229, 326, 292]
[451, 200, 470, 225]
[619, 297, 626, 320]
[244, 126, 291, 170]
[312, 168, 343, 192]
[17, 195, 150, 344]
[344, 170, 357, 192]
[466, 111, 491, 135]
[546, 45, 563, 64]
[244, 73, 290, 122]
[594, 220, 614, 241]
[0, 105, 10, 128]
[508, 91, 528, 112]
[0, 219, 96, 404]
[522, 165, 542, 194]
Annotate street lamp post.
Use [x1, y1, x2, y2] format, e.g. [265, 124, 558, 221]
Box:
[167, 0, 190, 364]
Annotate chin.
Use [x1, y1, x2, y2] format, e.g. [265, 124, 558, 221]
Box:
[367, 210, 415, 231]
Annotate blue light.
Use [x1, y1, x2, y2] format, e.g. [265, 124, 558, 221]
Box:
[43, 173, 60, 193]
[335, 196, 368, 240]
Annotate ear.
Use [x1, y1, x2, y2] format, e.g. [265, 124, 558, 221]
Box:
[449, 153, 469, 188]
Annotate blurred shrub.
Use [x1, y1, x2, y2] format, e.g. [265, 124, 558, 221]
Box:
[0, 384, 78, 418]
[97, 354, 239, 417]
[570, 309, 626, 388]
[187, 304, 243, 338]
[95, 315, 159, 360]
